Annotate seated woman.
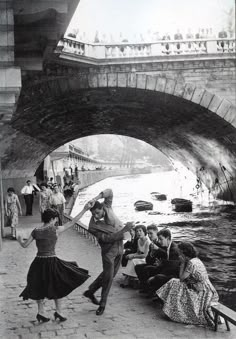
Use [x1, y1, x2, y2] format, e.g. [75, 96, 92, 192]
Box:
[135, 224, 167, 292]
[120, 224, 150, 287]
[121, 226, 138, 267]
[156, 241, 219, 327]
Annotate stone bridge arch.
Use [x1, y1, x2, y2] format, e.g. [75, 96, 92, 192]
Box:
[2, 72, 236, 201]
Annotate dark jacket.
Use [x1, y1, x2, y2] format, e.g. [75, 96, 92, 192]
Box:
[154, 241, 180, 277]
[88, 189, 124, 254]
[146, 239, 167, 265]
[124, 237, 138, 253]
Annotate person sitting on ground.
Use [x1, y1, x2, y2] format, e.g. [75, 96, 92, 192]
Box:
[135, 224, 167, 292]
[156, 241, 219, 327]
[121, 226, 138, 267]
[120, 224, 150, 288]
[146, 228, 180, 296]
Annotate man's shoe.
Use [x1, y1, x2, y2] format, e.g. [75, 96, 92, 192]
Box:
[83, 290, 100, 305]
[96, 306, 105, 316]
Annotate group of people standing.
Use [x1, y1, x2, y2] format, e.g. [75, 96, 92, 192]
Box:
[14, 186, 219, 329]
[68, 27, 234, 45]
[5, 180, 66, 239]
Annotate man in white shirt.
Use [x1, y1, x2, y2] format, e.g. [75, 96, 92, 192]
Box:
[21, 180, 35, 216]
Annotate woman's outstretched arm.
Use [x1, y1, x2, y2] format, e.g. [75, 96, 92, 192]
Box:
[57, 202, 92, 234]
[17, 234, 34, 248]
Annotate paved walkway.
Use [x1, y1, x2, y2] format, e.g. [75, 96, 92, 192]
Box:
[0, 202, 235, 338]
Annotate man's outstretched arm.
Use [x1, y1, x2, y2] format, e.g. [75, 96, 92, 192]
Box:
[90, 222, 134, 244]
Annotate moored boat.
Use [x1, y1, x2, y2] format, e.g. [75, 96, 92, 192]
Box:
[151, 192, 167, 201]
[134, 200, 153, 211]
[171, 198, 192, 212]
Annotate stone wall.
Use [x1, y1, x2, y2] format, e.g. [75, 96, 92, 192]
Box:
[77, 169, 132, 189]
[64, 168, 133, 214]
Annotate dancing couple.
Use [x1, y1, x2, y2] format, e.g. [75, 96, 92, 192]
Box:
[18, 188, 133, 321]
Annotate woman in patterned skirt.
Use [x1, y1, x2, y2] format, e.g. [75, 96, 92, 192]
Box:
[17, 207, 90, 323]
[5, 187, 22, 239]
[156, 241, 218, 327]
[39, 183, 51, 221]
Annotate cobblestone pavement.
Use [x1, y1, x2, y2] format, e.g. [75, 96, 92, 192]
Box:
[0, 208, 235, 339]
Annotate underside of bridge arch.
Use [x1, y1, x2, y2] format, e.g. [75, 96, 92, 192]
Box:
[2, 76, 236, 201]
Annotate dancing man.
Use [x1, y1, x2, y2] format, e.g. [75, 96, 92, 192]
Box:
[81, 188, 133, 315]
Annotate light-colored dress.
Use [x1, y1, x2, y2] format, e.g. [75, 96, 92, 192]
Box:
[122, 237, 150, 278]
[39, 189, 51, 213]
[5, 193, 19, 228]
[156, 258, 219, 327]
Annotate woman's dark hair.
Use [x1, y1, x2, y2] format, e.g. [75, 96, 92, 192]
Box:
[40, 183, 47, 189]
[157, 228, 172, 240]
[178, 241, 198, 259]
[7, 187, 15, 193]
[147, 223, 158, 232]
[42, 208, 59, 223]
[90, 201, 103, 212]
[135, 224, 147, 236]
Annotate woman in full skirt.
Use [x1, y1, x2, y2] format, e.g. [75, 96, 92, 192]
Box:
[18, 207, 90, 323]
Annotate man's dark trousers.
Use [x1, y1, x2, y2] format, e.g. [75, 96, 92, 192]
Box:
[135, 264, 161, 288]
[24, 194, 33, 215]
[88, 242, 123, 307]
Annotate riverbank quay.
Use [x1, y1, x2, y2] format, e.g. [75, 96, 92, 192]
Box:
[0, 206, 235, 338]
[65, 168, 150, 214]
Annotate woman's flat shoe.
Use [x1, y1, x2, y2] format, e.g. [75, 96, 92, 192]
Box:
[36, 314, 50, 323]
[54, 311, 67, 322]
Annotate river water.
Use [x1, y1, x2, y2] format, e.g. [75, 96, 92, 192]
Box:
[71, 171, 236, 310]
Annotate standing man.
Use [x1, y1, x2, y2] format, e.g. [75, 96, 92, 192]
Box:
[21, 180, 35, 216]
[78, 188, 133, 315]
[49, 184, 66, 226]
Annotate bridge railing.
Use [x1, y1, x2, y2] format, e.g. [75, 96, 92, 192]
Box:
[57, 37, 235, 61]
[64, 214, 99, 246]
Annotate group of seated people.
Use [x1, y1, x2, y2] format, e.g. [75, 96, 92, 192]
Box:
[120, 224, 219, 327]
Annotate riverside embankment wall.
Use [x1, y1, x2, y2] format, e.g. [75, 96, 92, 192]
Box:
[76, 168, 132, 189]
[65, 168, 133, 214]
[2, 168, 133, 197]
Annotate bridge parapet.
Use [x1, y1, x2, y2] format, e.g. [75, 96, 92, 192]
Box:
[57, 37, 235, 64]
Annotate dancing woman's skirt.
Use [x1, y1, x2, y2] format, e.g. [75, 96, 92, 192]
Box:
[20, 256, 90, 300]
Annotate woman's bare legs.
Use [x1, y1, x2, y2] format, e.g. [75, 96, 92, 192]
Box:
[54, 299, 67, 321]
[54, 299, 62, 314]
[36, 299, 45, 315]
[36, 300, 50, 322]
